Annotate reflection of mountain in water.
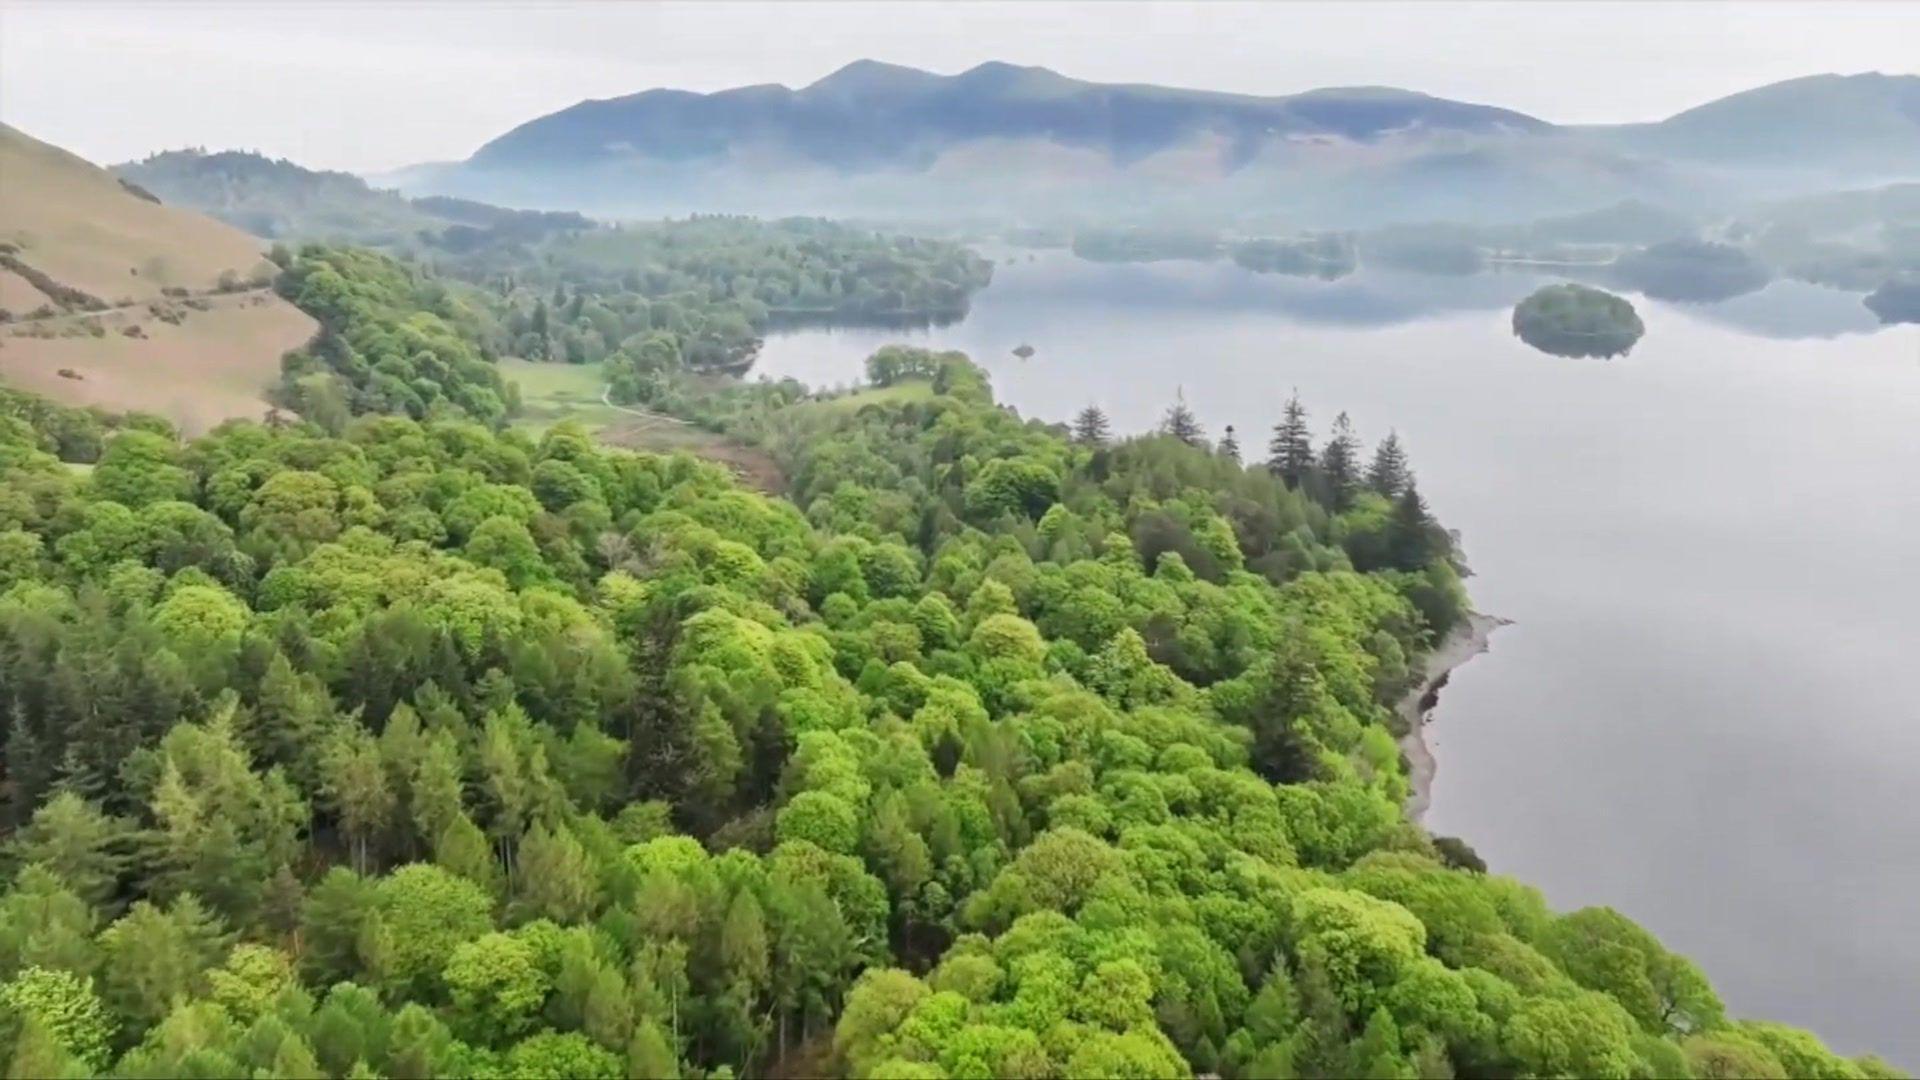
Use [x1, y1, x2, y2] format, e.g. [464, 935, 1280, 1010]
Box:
[973, 252, 1560, 327]
[751, 253, 1900, 388]
[1667, 279, 1886, 339]
[765, 309, 969, 334]
[963, 252, 1893, 340]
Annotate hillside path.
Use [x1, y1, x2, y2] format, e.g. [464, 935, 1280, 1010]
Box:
[599, 384, 694, 427]
[3, 286, 275, 326]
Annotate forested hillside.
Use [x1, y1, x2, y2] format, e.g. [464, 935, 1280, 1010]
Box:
[433, 216, 993, 372]
[0, 235, 1900, 1080]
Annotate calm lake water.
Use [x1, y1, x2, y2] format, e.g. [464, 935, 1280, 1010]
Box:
[755, 252, 1920, 1066]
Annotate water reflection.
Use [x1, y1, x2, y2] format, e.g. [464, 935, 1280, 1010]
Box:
[757, 250, 1895, 358]
[1679, 279, 1887, 339]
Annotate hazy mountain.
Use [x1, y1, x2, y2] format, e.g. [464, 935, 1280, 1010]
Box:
[394, 62, 1920, 227]
[469, 59, 1547, 171]
[1595, 73, 1920, 174]
[115, 148, 591, 246]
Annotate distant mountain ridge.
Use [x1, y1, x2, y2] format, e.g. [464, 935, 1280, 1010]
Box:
[1598, 72, 1920, 170]
[399, 63, 1920, 226]
[470, 59, 1550, 172]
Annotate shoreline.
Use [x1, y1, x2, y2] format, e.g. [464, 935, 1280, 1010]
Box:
[1399, 611, 1507, 824]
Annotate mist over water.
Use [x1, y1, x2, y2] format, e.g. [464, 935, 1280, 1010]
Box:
[755, 252, 1920, 1066]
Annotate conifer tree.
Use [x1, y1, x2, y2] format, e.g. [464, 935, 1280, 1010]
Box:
[1220, 425, 1241, 463]
[1388, 482, 1439, 570]
[1367, 430, 1413, 497]
[1320, 411, 1362, 510]
[1071, 404, 1112, 447]
[1267, 391, 1314, 488]
[1161, 391, 1203, 445]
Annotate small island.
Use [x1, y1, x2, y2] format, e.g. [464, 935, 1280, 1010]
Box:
[1864, 276, 1920, 325]
[1512, 282, 1645, 358]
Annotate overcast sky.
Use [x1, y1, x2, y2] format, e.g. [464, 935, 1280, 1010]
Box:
[4, 1, 1916, 174]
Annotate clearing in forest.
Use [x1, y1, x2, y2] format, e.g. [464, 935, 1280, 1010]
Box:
[501, 357, 785, 493]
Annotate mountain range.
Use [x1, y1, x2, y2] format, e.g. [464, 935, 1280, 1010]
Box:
[383, 61, 1920, 226]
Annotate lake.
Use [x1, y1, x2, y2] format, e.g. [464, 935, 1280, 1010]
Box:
[753, 251, 1920, 1066]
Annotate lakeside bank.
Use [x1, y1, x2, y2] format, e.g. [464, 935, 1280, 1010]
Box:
[1399, 611, 1506, 823]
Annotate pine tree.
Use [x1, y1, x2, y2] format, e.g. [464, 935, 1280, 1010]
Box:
[1367, 430, 1413, 497]
[1220, 425, 1241, 463]
[1289, 956, 1355, 1080]
[1388, 482, 1439, 570]
[1356, 1007, 1412, 1079]
[319, 721, 396, 876]
[1071, 404, 1112, 447]
[1267, 391, 1314, 488]
[10, 792, 133, 910]
[512, 822, 599, 924]
[1320, 411, 1362, 510]
[627, 1021, 680, 1080]
[1161, 390, 1203, 445]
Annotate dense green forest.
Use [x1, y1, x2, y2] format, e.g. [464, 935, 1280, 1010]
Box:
[0, 234, 1902, 1080]
[262, 216, 992, 431]
[432, 216, 992, 384]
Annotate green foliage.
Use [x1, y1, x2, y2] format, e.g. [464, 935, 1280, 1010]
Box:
[375, 865, 495, 996]
[1511, 283, 1645, 358]
[0, 294, 1881, 1080]
[0, 966, 115, 1069]
[1541, 906, 1725, 1035]
[444, 932, 549, 1040]
[277, 245, 510, 425]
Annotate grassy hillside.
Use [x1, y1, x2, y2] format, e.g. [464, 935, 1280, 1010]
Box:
[0, 126, 314, 432]
[0, 125, 278, 304]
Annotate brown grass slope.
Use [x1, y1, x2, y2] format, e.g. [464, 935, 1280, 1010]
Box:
[0, 123, 279, 301]
[0, 125, 315, 433]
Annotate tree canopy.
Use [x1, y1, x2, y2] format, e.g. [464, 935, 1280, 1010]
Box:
[0, 227, 1893, 1079]
[1512, 283, 1646, 358]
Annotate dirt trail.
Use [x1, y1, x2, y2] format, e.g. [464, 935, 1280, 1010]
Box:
[593, 386, 787, 495]
[598, 384, 695, 426]
[3, 286, 275, 326]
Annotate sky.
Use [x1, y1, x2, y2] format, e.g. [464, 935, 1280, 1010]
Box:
[3, 0, 1916, 174]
